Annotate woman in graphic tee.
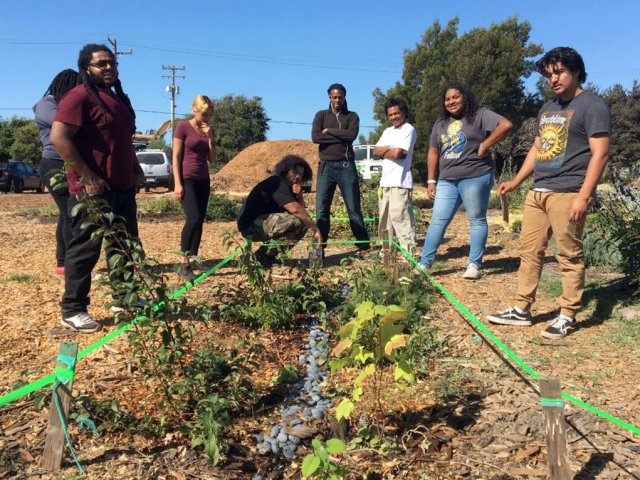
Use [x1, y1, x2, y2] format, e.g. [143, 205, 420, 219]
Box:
[418, 82, 512, 279]
[173, 95, 216, 280]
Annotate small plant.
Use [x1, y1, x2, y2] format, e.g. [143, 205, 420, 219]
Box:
[301, 438, 347, 480]
[206, 194, 239, 221]
[587, 170, 640, 285]
[138, 196, 182, 215]
[272, 364, 300, 385]
[24, 204, 59, 217]
[219, 235, 340, 329]
[497, 158, 533, 213]
[330, 302, 415, 424]
[4, 273, 37, 283]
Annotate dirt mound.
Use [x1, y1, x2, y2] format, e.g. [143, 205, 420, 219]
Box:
[212, 140, 319, 194]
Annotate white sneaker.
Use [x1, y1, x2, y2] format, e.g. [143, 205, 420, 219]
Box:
[462, 263, 481, 280]
[110, 299, 147, 313]
[61, 312, 102, 333]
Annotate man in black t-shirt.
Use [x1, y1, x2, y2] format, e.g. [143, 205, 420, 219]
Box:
[238, 155, 322, 267]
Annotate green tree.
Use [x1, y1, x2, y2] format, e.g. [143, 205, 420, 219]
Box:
[9, 122, 41, 163]
[211, 95, 270, 166]
[373, 17, 543, 181]
[602, 81, 640, 174]
[0, 116, 33, 160]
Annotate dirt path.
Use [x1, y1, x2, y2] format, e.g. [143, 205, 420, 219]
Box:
[0, 191, 639, 479]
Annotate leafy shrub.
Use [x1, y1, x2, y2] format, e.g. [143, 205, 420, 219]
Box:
[219, 237, 341, 329]
[497, 158, 533, 212]
[588, 170, 640, 285]
[206, 194, 239, 221]
[138, 196, 182, 215]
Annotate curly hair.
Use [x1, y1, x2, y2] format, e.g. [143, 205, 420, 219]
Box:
[274, 155, 312, 183]
[439, 82, 478, 122]
[535, 47, 587, 84]
[384, 97, 409, 118]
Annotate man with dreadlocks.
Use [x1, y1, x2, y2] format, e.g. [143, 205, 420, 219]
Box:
[51, 44, 144, 333]
[312, 83, 370, 258]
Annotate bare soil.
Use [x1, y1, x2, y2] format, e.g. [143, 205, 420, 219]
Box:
[0, 189, 639, 479]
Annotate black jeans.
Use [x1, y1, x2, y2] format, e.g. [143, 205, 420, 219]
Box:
[61, 188, 139, 317]
[40, 157, 72, 267]
[315, 160, 369, 246]
[180, 179, 211, 256]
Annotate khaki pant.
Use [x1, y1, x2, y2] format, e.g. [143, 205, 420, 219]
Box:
[379, 187, 416, 253]
[515, 191, 587, 318]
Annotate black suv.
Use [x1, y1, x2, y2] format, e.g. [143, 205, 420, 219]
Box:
[0, 161, 43, 193]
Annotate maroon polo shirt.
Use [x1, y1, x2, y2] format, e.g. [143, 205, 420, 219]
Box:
[55, 85, 137, 194]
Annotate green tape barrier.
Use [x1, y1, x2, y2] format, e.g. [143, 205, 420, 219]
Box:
[391, 239, 640, 438]
[4, 238, 639, 439]
[540, 397, 564, 408]
[0, 248, 241, 408]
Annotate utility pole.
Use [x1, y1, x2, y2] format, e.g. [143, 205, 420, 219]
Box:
[162, 66, 185, 147]
[106, 34, 133, 60]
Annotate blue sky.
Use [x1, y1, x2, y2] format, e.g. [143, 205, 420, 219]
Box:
[1, 0, 638, 141]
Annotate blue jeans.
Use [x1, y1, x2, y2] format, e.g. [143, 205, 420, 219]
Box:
[419, 171, 494, 267]
[315, 160, 370, 247]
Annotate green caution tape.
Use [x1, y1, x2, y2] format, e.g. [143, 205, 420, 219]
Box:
[392, 239, 640, 437]
[0, 248, 241, 408]
[540, 397, 564, 408]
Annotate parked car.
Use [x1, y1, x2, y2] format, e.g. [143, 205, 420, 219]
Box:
[353, 144, 383, 180]
[0, 160, 43, 193]
[135, 149, 174, 192]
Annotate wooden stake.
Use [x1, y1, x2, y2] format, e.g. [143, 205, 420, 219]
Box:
[540, 378, 571, 479]
[42, 342, 79, 472]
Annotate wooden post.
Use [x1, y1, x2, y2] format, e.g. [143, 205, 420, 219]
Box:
[540, 378, 571, 480]
[42, 342, 79, 472]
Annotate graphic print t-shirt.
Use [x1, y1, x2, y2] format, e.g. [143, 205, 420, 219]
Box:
[533, 91, 611, 192]
[429, 108, 503, 180]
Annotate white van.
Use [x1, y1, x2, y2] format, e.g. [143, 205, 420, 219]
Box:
[136, 149, 174, 192]
[353, 144, 383, 180]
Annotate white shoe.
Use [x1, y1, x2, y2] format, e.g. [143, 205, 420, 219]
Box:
[110, 299, 147, 313]
[462, 263, 481, 280]
[61, 312, 102, 333]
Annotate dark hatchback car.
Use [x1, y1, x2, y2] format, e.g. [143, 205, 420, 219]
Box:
[0, 160, 43, 193]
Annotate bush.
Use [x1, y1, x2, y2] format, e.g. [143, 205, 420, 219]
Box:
[497, 158, 532, 212]
[206, 194, 239, 221]
[139, 196, 182, 215]
[587, 170, 640, 285]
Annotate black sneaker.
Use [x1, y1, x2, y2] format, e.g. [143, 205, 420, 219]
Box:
[486, 307, 532, 326]
[179, 265, 196, 281]
[541, 316, 576, 339]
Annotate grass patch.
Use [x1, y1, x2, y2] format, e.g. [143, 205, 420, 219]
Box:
[24, 205, 59, 217]
[138, 196, 182, 215]
[5, 274, 37, 283]
[538, 273, 563, 298]
[610, 315, 640, 354]
[433, 362, 469, 401]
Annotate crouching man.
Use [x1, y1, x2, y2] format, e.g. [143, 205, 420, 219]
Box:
[237, 155, 322, 267]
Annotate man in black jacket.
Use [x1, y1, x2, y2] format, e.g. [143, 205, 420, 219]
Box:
[312, 83, 370, 254]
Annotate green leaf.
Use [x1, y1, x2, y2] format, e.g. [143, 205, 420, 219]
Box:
[354, 363, 375, 388]
[352, 385, 363, 402]
[394, 359, 415, 384]
[352, 346, 374, 364]
[301, 454, 321, 477]
[70, 202, 87, 218]
[326, 438, 346, 454]
[335, 398, 354, 421]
